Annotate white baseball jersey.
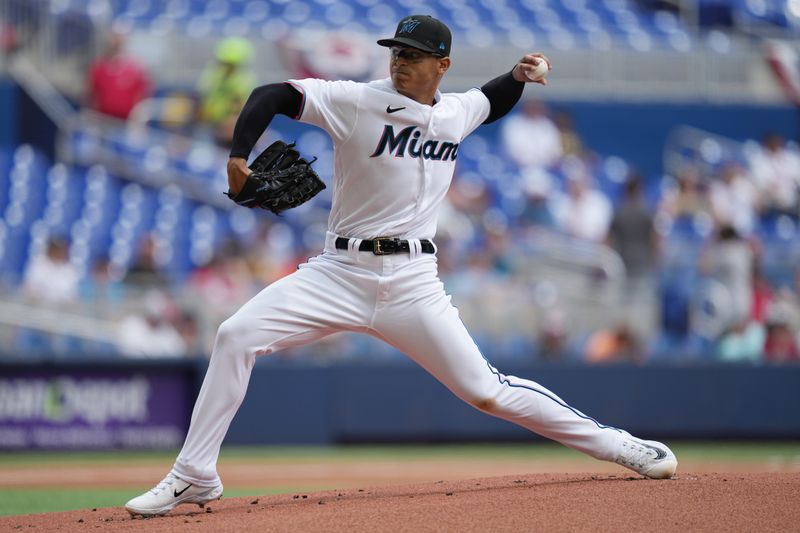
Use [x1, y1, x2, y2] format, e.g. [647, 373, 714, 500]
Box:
[287, 78, 490, 240]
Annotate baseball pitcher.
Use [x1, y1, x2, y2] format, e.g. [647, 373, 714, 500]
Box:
[126, 15, 677, 517]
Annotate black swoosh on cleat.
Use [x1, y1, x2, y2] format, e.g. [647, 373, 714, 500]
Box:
[642, 443, 667, 460]
[174, 484, 193, 497]
[386, 105, 406, 114]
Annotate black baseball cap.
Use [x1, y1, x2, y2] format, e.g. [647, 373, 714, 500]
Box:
[377, 15, 451, 57]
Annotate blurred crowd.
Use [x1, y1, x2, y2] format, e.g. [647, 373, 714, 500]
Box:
[4, 29, 800, 365]
[443, 98, 800, 365]
[86, 30, 256, 148]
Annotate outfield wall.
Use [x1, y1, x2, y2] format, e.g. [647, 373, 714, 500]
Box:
[0, 360, 196, 450]
[1, 359, 798, 449]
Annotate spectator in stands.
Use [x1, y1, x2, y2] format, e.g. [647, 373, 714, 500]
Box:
[553, 109, 584, 158]
[86, 29, 152, 120]
[519, 168, 557, 229]
[175, 308, 203, 356]
[762, 298, 800, 363]
[436, 174, 491, 264]
[188, 240, 254, 315]
[537, 310, 570, 362]
[22, 236, 80, 305]
[117, 289, 187, 358]
[717, 319, 765, 363]
[748, 133, 800, 218]
[197, 38, 256, 148]
[1, 21, 19, 58]
[80, 254, 125, 305]
[500, 100, 563, 171]
[244, 220, 306, 285]
[749, 263, 775, 325]
[699, 224, 755, 334]
[608, 175, 659, 282]
[708, 162, 761, 236]
[552, 173, 613, 242]
[608, 175, 660, 336]
[437, 195, 478, 269]
[658, 164, 710, 222]
[123, 232, 169, 291]
[584, 323, 642, 364]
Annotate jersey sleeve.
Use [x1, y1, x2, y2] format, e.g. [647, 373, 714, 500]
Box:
[287, 78, 362, 142]
[454, 88, 491, 139]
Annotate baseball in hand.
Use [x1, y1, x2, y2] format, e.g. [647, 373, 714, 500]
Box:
[526, 60, 549, 82]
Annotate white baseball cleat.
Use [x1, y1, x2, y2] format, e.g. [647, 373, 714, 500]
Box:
[614, 433, 678, 479]
[125, 472, 223, 517]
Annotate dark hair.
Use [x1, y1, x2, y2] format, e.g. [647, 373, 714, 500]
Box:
[717, 224, 740, 241]
[624, 176, 642, 196]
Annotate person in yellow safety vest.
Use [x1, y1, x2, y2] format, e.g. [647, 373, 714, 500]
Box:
[197, 37, 256, 147]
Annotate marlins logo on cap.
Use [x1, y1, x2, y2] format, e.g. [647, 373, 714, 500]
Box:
[377, 14, 452, 57]
[398, 18, 422, 34]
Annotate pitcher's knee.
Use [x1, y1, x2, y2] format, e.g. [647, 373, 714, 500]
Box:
[443, 378, 500, 413]
[470, 397, 499, 413]
[214, 314, 261, 356]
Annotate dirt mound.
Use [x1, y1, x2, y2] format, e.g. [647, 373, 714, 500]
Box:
[2, 472, 798, 532]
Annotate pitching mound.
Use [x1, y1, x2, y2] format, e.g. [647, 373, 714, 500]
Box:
[2, 472, 798, 532]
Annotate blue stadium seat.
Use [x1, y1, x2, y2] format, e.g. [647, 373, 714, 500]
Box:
[54, 0, 703, 48]
[735, 0, 791, 28]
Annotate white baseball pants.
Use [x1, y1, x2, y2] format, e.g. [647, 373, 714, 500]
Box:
[172, 233, 624, 486]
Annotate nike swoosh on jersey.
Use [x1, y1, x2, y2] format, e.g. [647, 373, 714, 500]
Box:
[386, 105, 406, 114]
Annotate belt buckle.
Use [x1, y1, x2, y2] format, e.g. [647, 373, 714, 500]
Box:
[373, 237, 396, 255]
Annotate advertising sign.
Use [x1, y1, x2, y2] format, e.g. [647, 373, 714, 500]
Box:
[0, 364, 195, 450]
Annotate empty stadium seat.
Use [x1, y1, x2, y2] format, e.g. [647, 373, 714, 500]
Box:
[61, 0, 707, 50]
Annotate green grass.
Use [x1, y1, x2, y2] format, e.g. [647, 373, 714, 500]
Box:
[0, 487, 290, 517]
[1, 489, 144, 517]
[6, 441, 795, 466]
[1, 442, 797, 517]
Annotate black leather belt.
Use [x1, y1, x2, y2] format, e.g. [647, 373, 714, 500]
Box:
[335, 237, 435, 255]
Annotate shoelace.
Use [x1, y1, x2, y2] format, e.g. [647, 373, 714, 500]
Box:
[619, 440, 657, 468]
[150, 473, 178, 495]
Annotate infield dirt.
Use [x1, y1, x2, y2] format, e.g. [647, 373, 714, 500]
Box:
[1, 471, 798, 532]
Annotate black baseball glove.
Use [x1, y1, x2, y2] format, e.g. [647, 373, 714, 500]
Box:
[226, 140, 325, 214]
